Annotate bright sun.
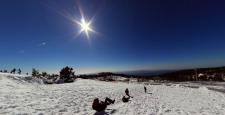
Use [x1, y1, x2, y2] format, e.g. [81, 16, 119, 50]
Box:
[76, 18, 94, 38]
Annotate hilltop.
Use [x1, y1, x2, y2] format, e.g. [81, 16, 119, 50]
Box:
[1, 73, 225, 114]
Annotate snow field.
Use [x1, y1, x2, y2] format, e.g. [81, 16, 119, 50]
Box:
[0, 73, 225, 115]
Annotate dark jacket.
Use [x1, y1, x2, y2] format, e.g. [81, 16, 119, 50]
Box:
[122, 96, 130, 102]
[92, 98, 107, 112]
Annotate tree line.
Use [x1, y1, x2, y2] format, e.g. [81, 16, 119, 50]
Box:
[0, 66, 76, 84]
[31, 66, 76, 84]
[2, 66, 225, 83]
[0, 68, 23, 75]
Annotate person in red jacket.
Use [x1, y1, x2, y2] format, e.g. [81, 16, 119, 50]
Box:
[92, 97, 115, 112]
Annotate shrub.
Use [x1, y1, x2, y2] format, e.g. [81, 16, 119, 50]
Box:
[32, 68, 39, 77]
[10, 68, 16, 74]
[4, 70, 7, 73]
[18, 68, 21, 75]
[59, 66, 75, 83]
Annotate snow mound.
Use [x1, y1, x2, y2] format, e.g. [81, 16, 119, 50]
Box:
[0, 72, 43, 84]
[198, 86, 209, 91]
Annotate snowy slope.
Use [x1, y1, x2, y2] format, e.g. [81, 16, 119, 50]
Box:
[0, 73, 225, 115]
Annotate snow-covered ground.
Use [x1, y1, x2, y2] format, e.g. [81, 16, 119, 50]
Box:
[1, 73, 225, 115]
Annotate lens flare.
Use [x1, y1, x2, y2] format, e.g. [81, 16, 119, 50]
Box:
[52, 1, 97, 41]
[76, 18, 94, 38]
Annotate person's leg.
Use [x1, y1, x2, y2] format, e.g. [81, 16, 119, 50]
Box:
[105, 97, 115, 104]
[126, 93, 130, 97]
[105, 98, 111, 105]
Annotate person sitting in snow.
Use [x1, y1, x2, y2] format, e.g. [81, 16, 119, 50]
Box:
[122, 95, 130, 103]
[92, 97, 115, 112]
[125, 88, 133, 98]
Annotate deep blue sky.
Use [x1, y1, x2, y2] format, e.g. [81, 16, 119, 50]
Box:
[0, 0, 225, 74]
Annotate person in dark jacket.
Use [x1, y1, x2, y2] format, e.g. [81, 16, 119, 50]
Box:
[144, 86, 147, 93]
[125, 88, 133, 98]
[122, 96, 130, 103]
[92, 97, 115, 112]
[125, 88, 130, 97]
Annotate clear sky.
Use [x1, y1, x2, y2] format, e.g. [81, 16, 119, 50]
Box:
[0, 0, 225, 74]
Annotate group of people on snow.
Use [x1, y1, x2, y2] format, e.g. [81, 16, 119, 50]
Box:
[92, 86, 148, 113]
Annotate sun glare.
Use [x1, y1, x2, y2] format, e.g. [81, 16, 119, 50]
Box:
[75, 18, 94, 39]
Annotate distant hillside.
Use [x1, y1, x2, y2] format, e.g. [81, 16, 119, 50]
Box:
[76, 66, 225, 82]
[117, 70, 175, 76]
[153, 66, 225, 81]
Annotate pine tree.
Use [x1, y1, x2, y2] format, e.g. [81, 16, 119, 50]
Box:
[42, 72, 48, 78]
[18, 68, 21, 75]
[10, 68, 16, 74]
[32, 68, 39, 77]
[59, 66, 75, 83]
